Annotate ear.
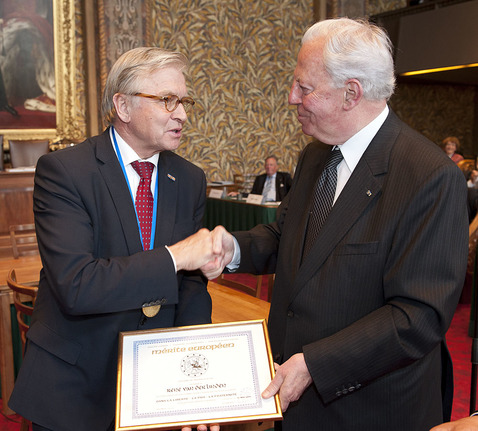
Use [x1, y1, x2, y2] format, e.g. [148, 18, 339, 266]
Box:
[343, 79, 362, 110]
[113, 93, 132, 123]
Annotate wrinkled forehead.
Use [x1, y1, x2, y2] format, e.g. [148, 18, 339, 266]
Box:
[295, 39, 329, 83]
[136, 66, 187, 94]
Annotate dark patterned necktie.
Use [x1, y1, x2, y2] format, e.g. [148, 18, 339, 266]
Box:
[302, 148, 343, 258]
[131, 161, 154, 250]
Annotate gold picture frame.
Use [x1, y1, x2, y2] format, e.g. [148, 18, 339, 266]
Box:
[0, 0, 80, 143]
[116, 320, 282, 430]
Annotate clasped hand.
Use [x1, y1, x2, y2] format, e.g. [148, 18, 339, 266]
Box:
[168, 226, 234, 278]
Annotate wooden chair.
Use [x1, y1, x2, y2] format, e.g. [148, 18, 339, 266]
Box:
[0, 135, 4, 171]
[6, 268, 38, 431]
[216, 273, 274, 302]
[9, 223, 38, 259]
[8, 139, 50, 168]
[6, 268, 38, 350]
[457, 158, 475, 179]
[232, 173, 256, 195]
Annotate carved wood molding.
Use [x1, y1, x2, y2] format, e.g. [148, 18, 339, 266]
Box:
[0, 0, 83, 142]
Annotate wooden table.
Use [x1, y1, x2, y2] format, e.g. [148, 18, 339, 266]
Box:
[0, 255, 270, 417]
[210, 282, 270, 323]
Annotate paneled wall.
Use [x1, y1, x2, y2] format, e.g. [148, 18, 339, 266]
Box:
[90, 0, 313, 182]
[73, 0, 477, 183]
[146, 0, 313, 181]
[390, 83, 476, 157]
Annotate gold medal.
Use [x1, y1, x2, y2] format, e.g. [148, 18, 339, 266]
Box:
[142, 299, 165, 318]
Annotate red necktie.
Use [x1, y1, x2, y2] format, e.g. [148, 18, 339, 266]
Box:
[131, 161, 154, 250]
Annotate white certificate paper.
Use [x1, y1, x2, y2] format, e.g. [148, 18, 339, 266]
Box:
[116, 320, 282, 430]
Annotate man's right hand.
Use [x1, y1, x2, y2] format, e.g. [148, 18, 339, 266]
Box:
[168, 226, 235, 278]
[201, 225, 235, 279]
[169, 228, 217, 272]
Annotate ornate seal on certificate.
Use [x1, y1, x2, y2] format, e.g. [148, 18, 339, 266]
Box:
[180, 353, 209, 377]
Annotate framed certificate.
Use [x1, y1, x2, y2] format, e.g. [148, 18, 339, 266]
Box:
[116, 320, 282, 430]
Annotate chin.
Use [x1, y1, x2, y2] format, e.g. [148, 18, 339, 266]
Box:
[300, 125, 315, 137]
[167, 140, 181, 151]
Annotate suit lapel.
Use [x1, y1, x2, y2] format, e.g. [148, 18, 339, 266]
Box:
[290, 111, 401, 301]
[94, 132, 180, 251]
[154, 152, 178, 247]
[95, 130, 143, 254]
[258, 176, 266, 194]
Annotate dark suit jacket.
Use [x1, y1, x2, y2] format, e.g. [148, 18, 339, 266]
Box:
[234, 111, 468, 431]
[250, 171, 292, 201]
[9, 129, 211, 431]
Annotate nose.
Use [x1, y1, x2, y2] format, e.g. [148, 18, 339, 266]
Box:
[172, 103, 187, 123]
[289, 81, 302, 105]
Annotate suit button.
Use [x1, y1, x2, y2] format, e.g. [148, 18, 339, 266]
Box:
[287, 310, 294, 318]
[274, 353, 281, 362]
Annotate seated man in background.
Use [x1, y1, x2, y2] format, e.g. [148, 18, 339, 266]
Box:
[250, 155, 292, 202]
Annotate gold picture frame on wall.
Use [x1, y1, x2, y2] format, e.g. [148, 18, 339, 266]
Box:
[0, 0, 79, 143]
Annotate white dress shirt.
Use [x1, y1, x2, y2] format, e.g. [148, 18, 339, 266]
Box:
[228, 105, 390, 269]
[110, 128, 159, 199]
[263, 173, 277, 202]
[109, 128, 178, 270]
[334, 105, 389, 202]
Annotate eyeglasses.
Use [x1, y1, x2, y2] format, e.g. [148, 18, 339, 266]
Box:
[133, 93, 195, 113]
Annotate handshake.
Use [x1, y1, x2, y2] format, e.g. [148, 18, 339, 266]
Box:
[168, 226, 235, 279]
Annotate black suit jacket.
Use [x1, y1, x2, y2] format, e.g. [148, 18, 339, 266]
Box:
[250, 171, 292, 201]
[9, 129, 211, 430]
[234, 111, 468, 431]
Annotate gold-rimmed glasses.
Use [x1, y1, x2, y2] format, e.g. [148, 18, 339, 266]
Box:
[133, 93, 195, 113]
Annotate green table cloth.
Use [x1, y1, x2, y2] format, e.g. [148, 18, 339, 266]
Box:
[203, 198, 278, 231]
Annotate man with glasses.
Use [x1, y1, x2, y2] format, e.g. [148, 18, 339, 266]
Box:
[9, 47, 219, 431]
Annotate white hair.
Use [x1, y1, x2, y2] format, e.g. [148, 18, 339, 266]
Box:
[302, 18, 396, 100]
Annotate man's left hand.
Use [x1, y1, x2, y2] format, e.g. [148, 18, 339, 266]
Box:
[261, 353, 313, 411]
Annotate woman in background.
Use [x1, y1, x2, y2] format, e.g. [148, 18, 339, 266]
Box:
[442, 136, 464, 164]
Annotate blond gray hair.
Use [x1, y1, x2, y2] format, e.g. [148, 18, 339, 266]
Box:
[101, 47, 189, 125]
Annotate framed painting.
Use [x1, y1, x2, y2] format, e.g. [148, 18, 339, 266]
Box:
[0, 0, 78, 142]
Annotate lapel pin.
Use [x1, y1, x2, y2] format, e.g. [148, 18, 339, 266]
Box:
[366, 190, 372, 197]
[167, 174, 176, 181]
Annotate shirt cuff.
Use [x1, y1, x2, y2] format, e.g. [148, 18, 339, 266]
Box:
[164, 245, 177, 273]
[226, 236, 241, 272]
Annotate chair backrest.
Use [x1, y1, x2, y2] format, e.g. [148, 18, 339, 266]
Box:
[232, 173, 256, 195]
[9, 223, 38, 259]
[457, 158, 475, 176]
[0, 135, 4, 171]
[9, 139, 50, 168]
[6, 268, 38, 352]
